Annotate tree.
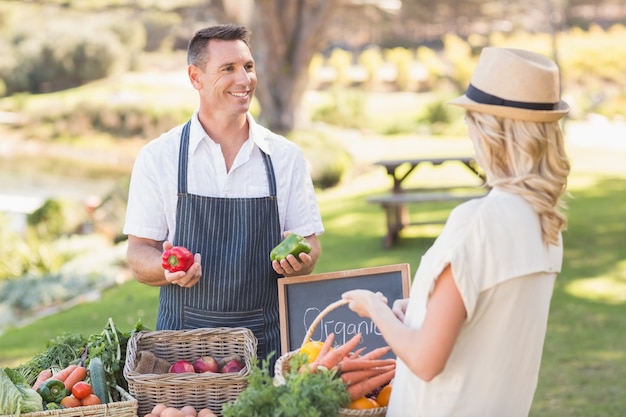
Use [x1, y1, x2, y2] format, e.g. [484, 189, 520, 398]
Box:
[246, 0, 343, 134]
[190, 0, 339, 134]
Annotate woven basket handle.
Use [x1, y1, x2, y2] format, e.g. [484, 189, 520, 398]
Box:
[300, 299, 349, 348]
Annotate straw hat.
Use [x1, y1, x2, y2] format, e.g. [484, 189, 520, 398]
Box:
[449, 47, 569, 122]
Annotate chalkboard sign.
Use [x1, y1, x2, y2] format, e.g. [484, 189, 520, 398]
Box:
[278, 264, 411, 357]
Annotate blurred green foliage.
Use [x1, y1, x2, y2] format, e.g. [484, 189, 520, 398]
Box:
[288, 129, 353, 190]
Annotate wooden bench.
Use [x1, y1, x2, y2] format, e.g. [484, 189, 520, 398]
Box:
[367, 188, 487, 248]
[368, 156, 487, 248]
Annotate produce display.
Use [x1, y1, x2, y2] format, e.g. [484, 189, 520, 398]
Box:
[269, 233, 312, 261]
[124, 327, 257, 417]
[5, 314, 395, 416]
[161, 246, 194, 272]
[298, 333, 395, 406]
[1, 360, 105, 413]
[222, 332, 395, 416]
[33, 363, 104, 410]
[2, 318, 147, 416]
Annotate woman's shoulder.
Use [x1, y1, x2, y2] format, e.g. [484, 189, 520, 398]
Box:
[450, 188, 534, 222]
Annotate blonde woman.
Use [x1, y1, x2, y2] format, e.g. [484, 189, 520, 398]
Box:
[343, 47, 570, 417]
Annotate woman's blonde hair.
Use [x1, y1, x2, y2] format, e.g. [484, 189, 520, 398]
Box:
[466, 111, 570, 246]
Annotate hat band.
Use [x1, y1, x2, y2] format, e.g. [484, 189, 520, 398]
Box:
[466, 84, 557, 111]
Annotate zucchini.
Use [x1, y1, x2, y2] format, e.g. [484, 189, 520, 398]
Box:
[89, 357, 110, 404]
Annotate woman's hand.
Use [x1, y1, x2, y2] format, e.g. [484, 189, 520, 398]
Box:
[342, 289, 388, 318]
[392, 298, 409, 322]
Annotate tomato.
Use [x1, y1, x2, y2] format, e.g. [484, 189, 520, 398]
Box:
[81, 393, 102, 406]
[71, 381, 93, 400]
[60, 395, 82, 408]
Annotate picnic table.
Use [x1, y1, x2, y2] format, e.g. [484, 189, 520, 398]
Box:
[367, 156, 488, 248]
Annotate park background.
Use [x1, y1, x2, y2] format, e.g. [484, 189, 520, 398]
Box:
[0, 1, 625, 415]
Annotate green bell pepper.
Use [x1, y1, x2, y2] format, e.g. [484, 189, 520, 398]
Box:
[37, 379, 67, 404]
[270, 233, 312, 261]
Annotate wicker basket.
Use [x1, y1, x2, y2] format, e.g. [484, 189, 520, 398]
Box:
[274, 299, 388, 417]
[1, 385, 137, 417]
[123, 327, 257, 417]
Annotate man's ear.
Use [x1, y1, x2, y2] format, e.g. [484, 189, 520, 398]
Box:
[188, 65, 202, 90]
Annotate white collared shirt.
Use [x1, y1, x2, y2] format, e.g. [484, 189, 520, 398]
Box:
[123, 111, 324, 242]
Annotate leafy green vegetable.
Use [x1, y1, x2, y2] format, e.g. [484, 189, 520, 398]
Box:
[15, 317, 148, 396]
[222, 354, 349, 417]
[0, 367, 44, 415]
[84, 317, 148, 392]
[0, 368, 23, 415]
[16, 332, 87, 384]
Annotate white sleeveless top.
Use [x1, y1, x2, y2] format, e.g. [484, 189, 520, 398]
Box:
[387, 188, 562, 417]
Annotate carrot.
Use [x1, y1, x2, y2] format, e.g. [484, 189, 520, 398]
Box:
[316, 333, 362, 370]
[346, 368, 396, 401]
[340, 364, 396, 386]
[53, 365, 78, 382]
[337, 358, 396, 373]
[63, 366, 87, 391]
[359, 346, 392, 361]
[315, 332, 335, 363]
[304, 333, 335, 372]
[348, 347, 367, 358]
[32, 369, 53, 390]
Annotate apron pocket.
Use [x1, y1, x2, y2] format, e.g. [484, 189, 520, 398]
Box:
[183, 306, 267, 358]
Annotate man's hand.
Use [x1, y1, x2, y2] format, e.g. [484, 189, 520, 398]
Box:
[162, 241, 202, 288]
[271, 233, 320, 276]
[272, 252, 314, 276]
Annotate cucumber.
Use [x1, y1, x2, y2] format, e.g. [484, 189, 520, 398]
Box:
[89, 357, 110, 404]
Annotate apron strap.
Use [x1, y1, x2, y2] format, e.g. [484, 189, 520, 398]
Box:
[177, 120, 192, 194]
[261, 151, 277, 197]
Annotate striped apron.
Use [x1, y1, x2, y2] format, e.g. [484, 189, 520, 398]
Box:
[156, 120, 282, 366]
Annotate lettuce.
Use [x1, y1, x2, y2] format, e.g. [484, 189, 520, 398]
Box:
[0, 369, 22, 415]
[0, 368, 44, 416]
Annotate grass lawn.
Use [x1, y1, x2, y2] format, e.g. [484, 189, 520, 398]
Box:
[0, 122, 625, 416]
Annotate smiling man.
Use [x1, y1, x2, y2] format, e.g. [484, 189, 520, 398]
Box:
[123, 24, 323, 368]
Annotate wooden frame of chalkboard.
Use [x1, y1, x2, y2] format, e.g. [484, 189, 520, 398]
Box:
[278, 263, 411, 356]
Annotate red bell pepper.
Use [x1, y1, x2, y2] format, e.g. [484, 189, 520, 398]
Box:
[162, 246, 194, 272]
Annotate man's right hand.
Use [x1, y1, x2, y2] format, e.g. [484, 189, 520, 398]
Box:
[162, 241, 202, 288]
[127, 235, 202, 287]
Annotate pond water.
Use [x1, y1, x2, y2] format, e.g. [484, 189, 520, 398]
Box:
[0, 145, 134, 233]
[0, 151, 128, 200]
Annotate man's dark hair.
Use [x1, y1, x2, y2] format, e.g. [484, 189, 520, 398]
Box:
[187, 24, 251, 67]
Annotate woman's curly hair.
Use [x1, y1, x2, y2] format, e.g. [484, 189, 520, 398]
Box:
[466, 111, 571, 246]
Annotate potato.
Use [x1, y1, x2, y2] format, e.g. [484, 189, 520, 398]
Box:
[151, 404, 168, 417]
[197, 409, 217, 417]
[160, 408, 185, 417]
[180, 406, 197, 417]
